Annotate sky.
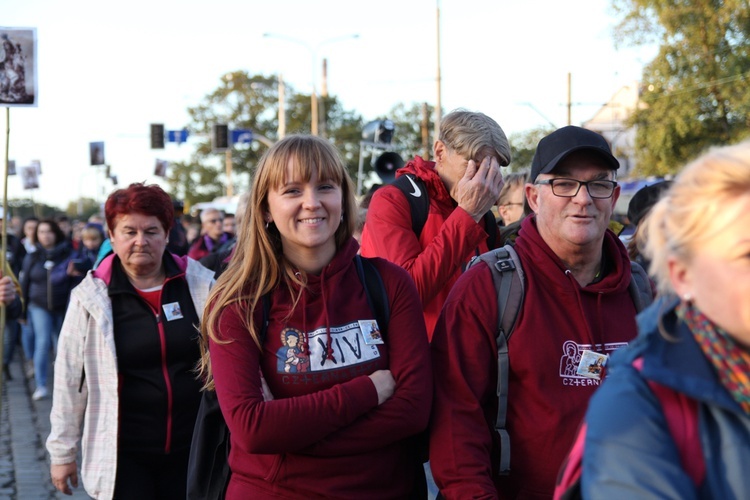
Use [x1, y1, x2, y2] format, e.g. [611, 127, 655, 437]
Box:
[2, 0, 656, 212]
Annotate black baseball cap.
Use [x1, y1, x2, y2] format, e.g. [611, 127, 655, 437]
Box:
[530, 126, 619, 182]
[627, 180, 672, 227]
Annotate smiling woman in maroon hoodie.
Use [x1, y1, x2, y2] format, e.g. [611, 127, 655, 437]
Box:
[198, 134, 432, 499]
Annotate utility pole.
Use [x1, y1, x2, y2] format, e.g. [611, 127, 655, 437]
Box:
[567, 72, 572, 126]
[434, 1, 442, 145]
[320, 58, 328, 138]
[278, 74, 286, 139]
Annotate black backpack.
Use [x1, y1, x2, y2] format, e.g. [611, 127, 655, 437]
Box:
[186, 255, 390, 499]
[465, 245, 654, 476]
[391, 173, 498, 248]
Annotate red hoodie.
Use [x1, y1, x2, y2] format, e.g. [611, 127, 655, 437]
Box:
[361, 157, 497, 339]
[209, 238, 432, 499]
[430, 216, 639, 499]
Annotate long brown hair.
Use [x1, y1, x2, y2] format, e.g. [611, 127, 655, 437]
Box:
[197, 135, 358, 389]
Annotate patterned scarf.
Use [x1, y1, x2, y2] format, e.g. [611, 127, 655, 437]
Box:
[677, 301, 750, 415]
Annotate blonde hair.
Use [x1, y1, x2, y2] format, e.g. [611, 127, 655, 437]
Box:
[438, 109, 511, 166]
[197, 135, 357, 389]
[642, 140, 750, 297]
[498, 170, 528, 206]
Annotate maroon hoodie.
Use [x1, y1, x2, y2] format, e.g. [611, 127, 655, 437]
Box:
[430, 216, 639, 499]
[209, 238, 432, 499]
[360, 156, 497, 340]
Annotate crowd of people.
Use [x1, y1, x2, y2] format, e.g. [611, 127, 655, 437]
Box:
[1, 109, 746, 499]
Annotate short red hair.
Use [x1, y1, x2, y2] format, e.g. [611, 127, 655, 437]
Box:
[105, 182, 174, 233]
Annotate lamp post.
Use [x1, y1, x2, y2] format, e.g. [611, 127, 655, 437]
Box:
[263, 33, 359, 136]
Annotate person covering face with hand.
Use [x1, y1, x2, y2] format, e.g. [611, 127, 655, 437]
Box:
[361, 109, 511, 339]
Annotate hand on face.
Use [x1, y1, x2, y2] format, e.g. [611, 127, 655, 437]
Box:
[455, 155, 505, 222]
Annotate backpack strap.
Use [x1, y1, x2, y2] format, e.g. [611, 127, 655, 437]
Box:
[482, 211, 499, 249]
[259, 293, 271, 343]
[628, 261, 654, 313]
[391, 174, 430, 238]
[467, 244, 525, 475]
[355, 255, 390, 338]
[392, 173, 497, 249]
[633, 358, 705, 486]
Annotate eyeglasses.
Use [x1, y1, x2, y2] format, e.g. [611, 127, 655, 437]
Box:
[206, 218, 222, 224]
[534, 178, 617, 199]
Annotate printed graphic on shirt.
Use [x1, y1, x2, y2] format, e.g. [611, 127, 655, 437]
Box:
[162, 302, 183, 321]
[559, 340, 627, 386]
[358, 319, 384, 345]
[277, 328, 310, 373]
[276, 321, 381, 374]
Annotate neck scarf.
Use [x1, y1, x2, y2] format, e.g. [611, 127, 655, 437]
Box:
[677, 301, 750, 415]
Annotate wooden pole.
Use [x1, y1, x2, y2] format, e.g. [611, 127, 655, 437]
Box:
[0, 107, 10, 398]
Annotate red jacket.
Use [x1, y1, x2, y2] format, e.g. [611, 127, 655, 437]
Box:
[360, 157, 497, 339]
[209, 238, 432, 499]
[429, 216, 639, 499]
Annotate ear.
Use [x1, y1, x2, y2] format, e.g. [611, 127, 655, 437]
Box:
[667, 255, 692, 299]
[263, 212, 273, 223]
[497, 204, 509, 221]
[525, 183, 540, 213]
[609, 184, 621, 210]
[433, 140, 447, 163]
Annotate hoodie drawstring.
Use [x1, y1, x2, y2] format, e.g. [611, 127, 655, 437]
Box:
[319, 272, 335, 361]
[564, 269, 604, 353]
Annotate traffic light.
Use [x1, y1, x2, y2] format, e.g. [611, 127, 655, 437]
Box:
[213, 124, 229, 152]
[150, 123, 165, 149]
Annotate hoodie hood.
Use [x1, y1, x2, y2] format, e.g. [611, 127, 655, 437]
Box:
[516, 215, 632, 296]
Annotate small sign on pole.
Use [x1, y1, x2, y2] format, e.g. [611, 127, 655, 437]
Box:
[90, 142, 105, 166]
[0, 27, 38, 107]
[231, 129, 253, 145]
[167, 129, 189, 144]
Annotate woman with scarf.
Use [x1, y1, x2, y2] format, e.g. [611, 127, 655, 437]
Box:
[576, 140, 750, 496]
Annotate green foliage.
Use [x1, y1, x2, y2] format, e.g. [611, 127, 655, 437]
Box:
[65, 197, 101, 220]
[167, 71, 384, 201]
[614, 0, 750, 176]
[508, 127, 554, 172]
[7, 198, 61, 219]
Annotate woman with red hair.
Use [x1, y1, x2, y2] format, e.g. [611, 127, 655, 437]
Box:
[46, 183, 215, 499]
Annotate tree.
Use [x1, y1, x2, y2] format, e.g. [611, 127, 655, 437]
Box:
[166, 71, 378, 203]
[508, 126, 554, 173]
[613, 0, 750, 176]
[8, 198, 61, 219]
[66, 197, 101, 221]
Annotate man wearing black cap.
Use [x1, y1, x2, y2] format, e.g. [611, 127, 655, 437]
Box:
[430, 126, 653, 498]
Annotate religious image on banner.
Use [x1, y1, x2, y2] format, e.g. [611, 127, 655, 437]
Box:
[90, 142, 105, 166]
[31, 158, 41, 174]
[7, 160, 16, 176]
[0, 27, 37, 106]
[20, 165, 38, 189]
[154, 159, 168, 177]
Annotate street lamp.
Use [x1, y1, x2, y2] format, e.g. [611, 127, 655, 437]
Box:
[263, 33, 359, 136]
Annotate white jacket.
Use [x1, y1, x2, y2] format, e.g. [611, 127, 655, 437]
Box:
[46, 254, 213, 499]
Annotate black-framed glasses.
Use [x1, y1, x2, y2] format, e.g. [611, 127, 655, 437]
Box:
[534, 178, 617, 199]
